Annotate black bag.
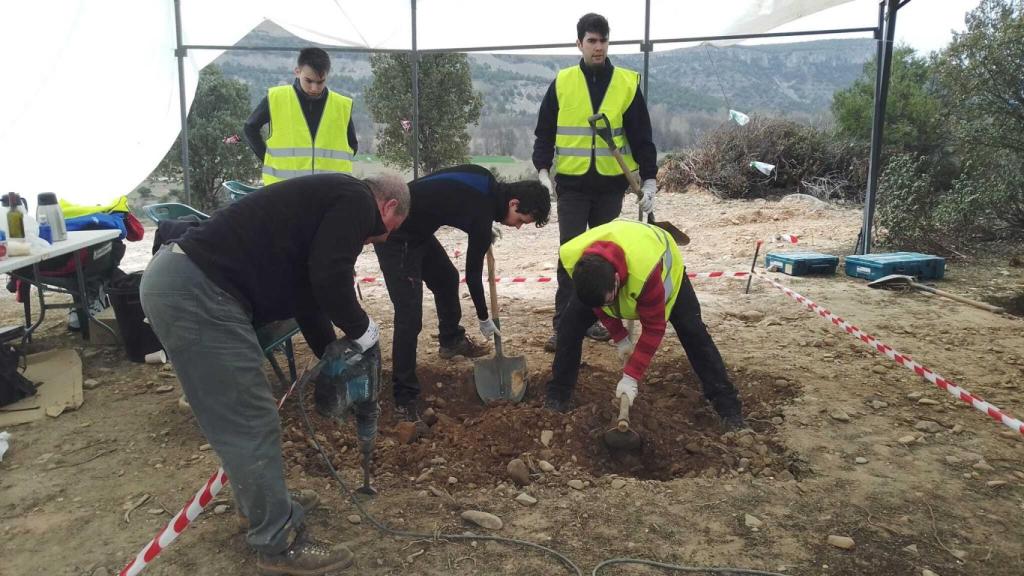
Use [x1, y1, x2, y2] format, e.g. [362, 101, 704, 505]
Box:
[0, 343, 36, 408]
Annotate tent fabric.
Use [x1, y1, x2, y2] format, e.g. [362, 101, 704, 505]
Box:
[0, 0, 857, 205]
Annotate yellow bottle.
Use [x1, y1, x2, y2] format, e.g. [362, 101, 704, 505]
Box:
[6, 193, 24, 239]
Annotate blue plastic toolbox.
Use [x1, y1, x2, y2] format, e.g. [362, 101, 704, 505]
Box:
[765, 252, 839, 276]
[844, 252, 945, 281]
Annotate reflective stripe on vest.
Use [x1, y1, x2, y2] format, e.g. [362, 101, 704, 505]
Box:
[559, 220, 684, 320]
[553, 66, 640, 176]
[263, 86, 354, 184]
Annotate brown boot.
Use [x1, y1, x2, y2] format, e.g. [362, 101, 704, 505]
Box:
[438, 335, 489, 359]
[237, 489, 320, 533]
[256, 528, 353, 575]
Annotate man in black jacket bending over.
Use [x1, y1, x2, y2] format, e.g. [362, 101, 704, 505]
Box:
[140, 173, 408, 575]
[375, 165, 550, 421]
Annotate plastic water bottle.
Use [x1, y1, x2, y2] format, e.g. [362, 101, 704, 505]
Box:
[38, 213, 52, 244]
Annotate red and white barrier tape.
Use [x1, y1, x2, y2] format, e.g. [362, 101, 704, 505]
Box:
[758, 273, 1024, 436]
[775, 234, 799, 244]
[355, 271, 750, 285]
[120, 379, 300, 576]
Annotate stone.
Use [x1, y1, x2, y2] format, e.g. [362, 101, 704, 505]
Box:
[744, 514, 763, 528]
[945, 456, 961, 465]
[829, 409, 850, 422]
[540, 430, 554, 447]
[538, 460, 556, 473]
[507, 459, 530, 486]
[827, 535, 855, 550]
[871, 365, 887, 375]
[213, 504, 229, 515]
[447, 476, 458, 485]
[567, 479, 585, 490]
[771, 416, 784, 425]
[922, 570, 939, 576]
[739, 310, 765, 323]
[914, 420, 944, 434]
[777, 470, 795, 482]
[986, 480, 1007, 488]
[396, 422, 420, 445]
[855, 457, 868, 464]
[198, 443, 211, 451]
[870, 400, 888, 409]
[515, 493, 537, 506]
[177, 395, 191, 413]
[154, 384, 175, 394]
[907, 392, 923, 400]
[461, 510, 502, 530]
[902, 544, 918, 554]
[610, 479, 627, 489]
[918, 398, 940, 405]
[347, 514, 362, 524]
[898, 435, 917, 445]
[430, 457, 447, 465]
[973, 460, 994, 471]
[83, 378, 100, 390]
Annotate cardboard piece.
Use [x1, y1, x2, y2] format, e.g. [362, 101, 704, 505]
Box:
[0, 349, 83, 427]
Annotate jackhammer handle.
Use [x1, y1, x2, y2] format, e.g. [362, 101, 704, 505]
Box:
[616, 394, 631, 432]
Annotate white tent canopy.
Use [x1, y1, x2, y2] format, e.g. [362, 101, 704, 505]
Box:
[0, 0, 863, 205]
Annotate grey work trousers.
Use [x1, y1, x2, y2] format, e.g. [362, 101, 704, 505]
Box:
[139, 245, 304, 554]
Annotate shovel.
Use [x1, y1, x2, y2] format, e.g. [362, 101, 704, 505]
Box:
[587, 112, 690, 246]
[603, 395, 643, 452]
[867, 274, 1005, 314]
[473, 247, 528, 403]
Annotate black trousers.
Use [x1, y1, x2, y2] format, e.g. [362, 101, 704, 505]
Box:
[374, 237, 466, 405]
[553, 186, 625, 330]
[546, 275, 742, 418]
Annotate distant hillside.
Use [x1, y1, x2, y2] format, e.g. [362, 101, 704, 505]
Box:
[214, 22, 874, 157]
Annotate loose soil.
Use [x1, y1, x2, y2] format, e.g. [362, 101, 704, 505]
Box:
[2, 188, 1023, 576]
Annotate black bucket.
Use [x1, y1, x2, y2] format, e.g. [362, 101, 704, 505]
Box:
[108, 272, 163, 362]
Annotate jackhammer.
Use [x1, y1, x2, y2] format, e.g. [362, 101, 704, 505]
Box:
[312, 338, 382, 496]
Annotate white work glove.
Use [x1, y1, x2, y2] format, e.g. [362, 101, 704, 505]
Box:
[353, 317, 379, 352]
[479, 317, 501, 339]
[491, 224, 502, 245]
[538, 169, 555, 199]
[615, 374, 638, 406]
[639, 179, 657, 213]
[614, 335, 635, 363]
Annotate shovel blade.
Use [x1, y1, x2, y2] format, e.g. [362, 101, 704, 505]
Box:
[652, 220, 690, 246]
[603, 428, 643, 452]
[867, 274, 915, 289]
[473, 355, 528, 404]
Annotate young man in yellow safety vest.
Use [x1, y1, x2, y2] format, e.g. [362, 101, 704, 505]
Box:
[533, 13, 659, 354]
[244, 47, 358, 183]
[545, 220, 746, 430]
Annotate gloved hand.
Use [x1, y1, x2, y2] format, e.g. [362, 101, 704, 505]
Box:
[615, 374, 638, 406]
[614, 335, 634, 363]
[538, 169, 555, 199]
[353, 317, 379, 352]
[479, 317, 501, 339]
[491, 224, 502, 245]
[639, 179, 657, 213]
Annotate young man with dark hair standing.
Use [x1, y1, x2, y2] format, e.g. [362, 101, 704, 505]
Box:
[533, 13, 659, 353]
[244, 47, 359, 183]
[141, 173, 409, 575]
[374, 165, 551, 421]
[544, 220, 745, 431]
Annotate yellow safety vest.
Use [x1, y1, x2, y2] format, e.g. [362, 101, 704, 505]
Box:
[554, 65, 640, 176]
[560, 220, 684, 320]
[263, 85, 354, 184]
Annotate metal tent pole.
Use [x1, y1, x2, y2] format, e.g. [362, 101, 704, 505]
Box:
[642, 0, 651, 98]
[174, 0, 191, 206]
[410, 0, 420, 179]
[860, 0, 900, 254]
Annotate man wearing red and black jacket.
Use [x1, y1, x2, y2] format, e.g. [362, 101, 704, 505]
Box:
[545, 220, 745, 430]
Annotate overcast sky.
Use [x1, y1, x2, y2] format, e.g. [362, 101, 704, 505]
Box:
[761, 0, 982, 54]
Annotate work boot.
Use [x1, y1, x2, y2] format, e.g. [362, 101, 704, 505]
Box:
[255, 528, 353, 575]
[544, 332, 558, 353]
[721, 414, 747, 431]
[585, 322, 610, 342]
[237, 489, 320, 533]
[393, 401, 421, 423]
[542, 395, 571, 414]
[438, 335, 489, 359]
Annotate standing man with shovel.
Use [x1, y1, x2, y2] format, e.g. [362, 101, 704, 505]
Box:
[374, 165, 550, 421]
[544, 219, 745, 432]
[533, 12, 659, 354]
